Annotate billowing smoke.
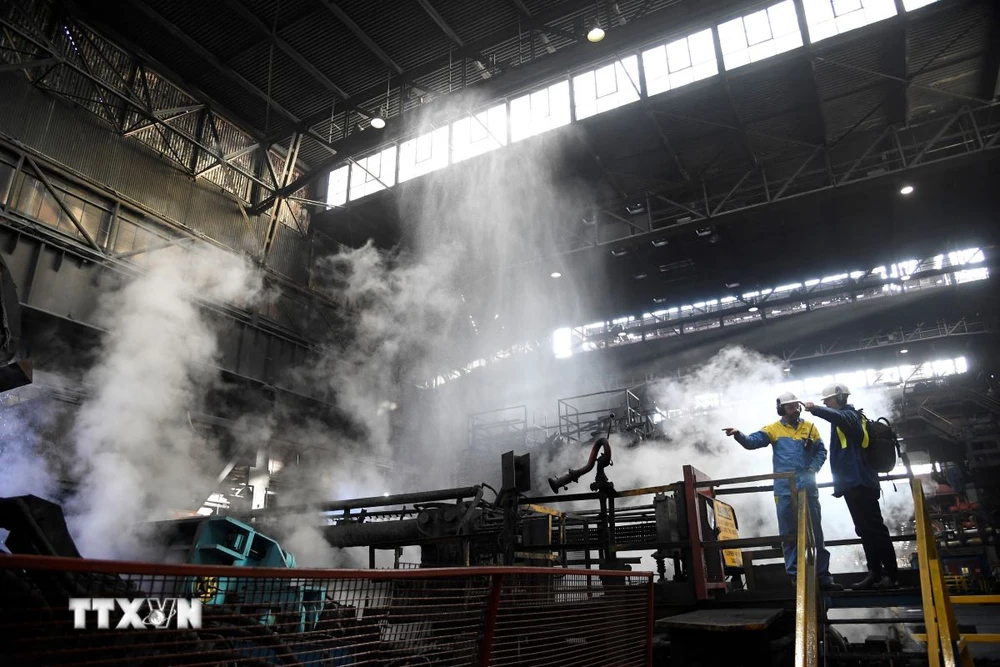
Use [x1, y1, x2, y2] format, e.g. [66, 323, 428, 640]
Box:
[65, 246, 262, 559]
[302, 241, 461, 462]
[0, 399, 60, 501]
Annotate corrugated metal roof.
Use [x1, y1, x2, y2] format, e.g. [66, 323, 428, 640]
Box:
[336, 0, 455, 73]
[907, 0, 990, 74]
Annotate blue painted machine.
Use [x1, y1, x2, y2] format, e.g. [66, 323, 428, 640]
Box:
[174, 516, 353, 665]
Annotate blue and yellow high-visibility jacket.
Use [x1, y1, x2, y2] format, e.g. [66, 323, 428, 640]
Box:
[735, 418, 826, 496]
[807, 404, 880, 497]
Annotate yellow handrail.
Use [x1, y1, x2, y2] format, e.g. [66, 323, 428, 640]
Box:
[912, 477, 985, 667]
[794, 487, 818, 667]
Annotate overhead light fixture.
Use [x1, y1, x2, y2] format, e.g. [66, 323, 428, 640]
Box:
[900, 185, 914, 195]
[587, 22, 605, 42]
[611, 248, 628, 257]
[371, 72, 390, 130]
[634, 273, 647, 280]
[900, 348, 909, 354]
[651, 239, 669, 247]
[748, 306, 759, 313]
[550, 271, 562, 278]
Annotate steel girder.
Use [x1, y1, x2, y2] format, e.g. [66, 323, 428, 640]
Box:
[0, 0, 310, 214]
[537, 104, 1000, 265]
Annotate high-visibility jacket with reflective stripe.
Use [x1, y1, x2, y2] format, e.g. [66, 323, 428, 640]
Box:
[808, 404, 880, 497]
[735, 418, 826, 497]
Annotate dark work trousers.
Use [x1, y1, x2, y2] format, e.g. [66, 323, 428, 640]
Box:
[843, 485, 899, 578]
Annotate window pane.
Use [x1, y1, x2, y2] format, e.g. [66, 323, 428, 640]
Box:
[666, 37, 691, 72]
[769, 1, 800, 36]
[452, 102, 508, 163]
[595, 63, 618, 98]
[398, 126, 448, 183]
[349, 145, 396, 200]
[718, 1, 802, 69]
[326, 165, 349, 207]
[510, 80, 571, 142]
[689, 29, 716, 64]
[744, 10, 773, 45]
[718, 16, 748, 54]
[575, 56, 640, 119]
[642, 45, 671, 96]
[802, 0, 897, 43]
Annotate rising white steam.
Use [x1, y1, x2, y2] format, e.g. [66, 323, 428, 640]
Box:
[66, 246, 262, 559]
[530, 345, 911, 576]
[0, 400, 60, 501]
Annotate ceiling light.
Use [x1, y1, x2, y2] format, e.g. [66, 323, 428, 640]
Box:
[370, 115, 385, 129]
[550, 271, 562, 278]
[634, 273, 647, 280]
[748, 306, 759, 313]
[651, 239, 669, 247]
[587, 23, 605, 42]
[900, 349, 909, 354]
[611, 248, 628, 257]
[900, 185, 914, 195]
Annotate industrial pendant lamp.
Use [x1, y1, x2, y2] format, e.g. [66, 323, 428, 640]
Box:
[370, 73, 390, 129]
[587, 21, 605, 42]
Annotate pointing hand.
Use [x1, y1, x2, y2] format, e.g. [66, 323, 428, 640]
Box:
[723, 427, 740, 437]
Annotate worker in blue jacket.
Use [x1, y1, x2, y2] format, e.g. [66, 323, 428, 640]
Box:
[805, 383, 899, 590]
[724, 392, 841, 591]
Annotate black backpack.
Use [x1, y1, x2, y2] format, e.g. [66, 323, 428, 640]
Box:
[859, 411, 901, 473]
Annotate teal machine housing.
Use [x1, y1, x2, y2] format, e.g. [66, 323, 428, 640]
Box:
[175, 516, 352, 665]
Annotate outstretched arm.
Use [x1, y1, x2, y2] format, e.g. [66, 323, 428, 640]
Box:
[723, 427, 771, 450]
[804, 403, 852, 430]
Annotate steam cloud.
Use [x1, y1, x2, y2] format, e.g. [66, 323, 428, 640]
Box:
[531, 344, 913, 577]
[65, 246, 262, 559]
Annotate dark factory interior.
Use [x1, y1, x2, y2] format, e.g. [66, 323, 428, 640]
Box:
[1, 0, 999, 665]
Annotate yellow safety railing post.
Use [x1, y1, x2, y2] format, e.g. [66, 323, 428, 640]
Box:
[794, 488, 818, 667]
[911, 478, 974, 667]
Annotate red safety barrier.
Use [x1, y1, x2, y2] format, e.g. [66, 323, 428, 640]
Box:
[0, 555, 652, 666]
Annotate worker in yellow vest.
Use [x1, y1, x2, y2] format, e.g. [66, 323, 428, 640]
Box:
[805, 384, 899, 590]
[725, 392, 842, 591]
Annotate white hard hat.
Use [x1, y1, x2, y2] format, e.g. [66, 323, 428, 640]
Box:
[776, 391, 801, 406]
[821, 383, 851, 400]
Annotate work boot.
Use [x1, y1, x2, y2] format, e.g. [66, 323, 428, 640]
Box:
[820, 580, 844, 592]
[873, 575, 899, 590]
[850, 572, 881, 590]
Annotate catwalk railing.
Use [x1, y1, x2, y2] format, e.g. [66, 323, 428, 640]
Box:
[0, 556, 653, 666]
[911, 477, 1000, 667]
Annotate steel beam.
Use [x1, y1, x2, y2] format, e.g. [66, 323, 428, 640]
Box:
[814, 55, 994, 107]
[0, 56, 58, 73]
[121, 0, 301, 127]
[315, 0, 403, 75]
[774, 146, 823, 200]
[23, 156, 103, 253]
[222, 0, 370, 115]
[0, 16, 276, 193]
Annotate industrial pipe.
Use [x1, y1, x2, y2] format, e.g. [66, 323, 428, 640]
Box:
[548, 438, 612, 494]
[244, 486, 483, 517]
[321, 519, 422, 548]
